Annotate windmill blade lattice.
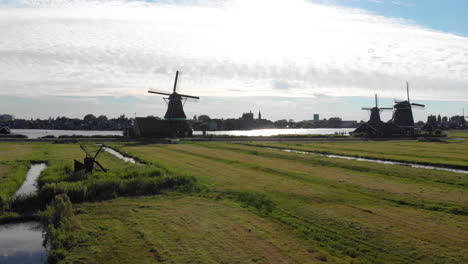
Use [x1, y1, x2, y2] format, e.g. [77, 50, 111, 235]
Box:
[148, 89, 172, 96]
[74, 144, 108, 174]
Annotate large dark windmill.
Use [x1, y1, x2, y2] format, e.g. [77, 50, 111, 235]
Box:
[148, 71, 200, 120]
[361, 94, 393, 124]
[128, 71, 200, 138]
[390, 82, 425, 133]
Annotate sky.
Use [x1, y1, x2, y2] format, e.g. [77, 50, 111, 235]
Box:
[0, 0, 467, 122]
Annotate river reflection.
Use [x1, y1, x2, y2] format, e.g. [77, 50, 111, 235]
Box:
[0, 222, 47, 264]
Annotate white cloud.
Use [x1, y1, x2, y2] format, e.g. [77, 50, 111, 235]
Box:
[0, 0, 467, 103]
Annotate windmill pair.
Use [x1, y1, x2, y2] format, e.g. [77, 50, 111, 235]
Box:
[362, 82, 425, 128]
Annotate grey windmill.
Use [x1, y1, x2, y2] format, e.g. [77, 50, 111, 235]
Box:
[390, 82, 425, 129]
[361, 94, 393, 123]
[148, 71, 200, 120]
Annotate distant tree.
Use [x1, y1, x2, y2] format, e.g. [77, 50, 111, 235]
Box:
[274, 119, 288, 128]
[198, 115, 211, 122]
[426, 115, 437, 127]
[84, 114, 97, 122]
[97, 115, 108, 122]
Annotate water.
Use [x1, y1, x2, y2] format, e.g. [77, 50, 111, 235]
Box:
[11, 129, 123, 139]
[0, 222, 47, 264]
[14, 163, 48, 197]
[10, 128, 352, 139]
[193, 128, 353, 137]
[263, 147, 468, 174]
[102, 146, 139, 164]
[0, 164, 49, 263]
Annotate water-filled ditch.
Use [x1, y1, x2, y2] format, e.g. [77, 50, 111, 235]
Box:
[0, 163, 48, 263]
[102, 146, 141, 164]
[257, 146, 468, 174]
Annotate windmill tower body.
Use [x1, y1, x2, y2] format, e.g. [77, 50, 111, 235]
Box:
[369, 107, 382, 123]
[391, 101, 414, 127]
[164, 93, 187, 120]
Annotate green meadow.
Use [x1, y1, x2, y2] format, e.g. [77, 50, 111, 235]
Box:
[0, 139, 467, 263]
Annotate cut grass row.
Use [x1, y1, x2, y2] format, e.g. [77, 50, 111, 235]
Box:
[246, 139, 468, 168]
[114, 142, 468, 264]
[64, 195, 325, 264]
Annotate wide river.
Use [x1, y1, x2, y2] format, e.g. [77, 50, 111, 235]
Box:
[12, 128, 354, 139]
[11, 129, 123, 139]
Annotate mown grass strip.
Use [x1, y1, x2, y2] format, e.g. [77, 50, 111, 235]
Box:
[201, 142, 468, 187]
[250, 141, 468, 168]
[182, 145, 468, 215]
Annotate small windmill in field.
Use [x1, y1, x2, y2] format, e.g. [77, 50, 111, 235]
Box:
[74, 144, 107, 174]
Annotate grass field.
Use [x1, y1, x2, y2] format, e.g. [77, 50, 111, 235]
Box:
[104, 141, 466, 264]
[1, 140, 468, 263]
[65, 195, 320, 264]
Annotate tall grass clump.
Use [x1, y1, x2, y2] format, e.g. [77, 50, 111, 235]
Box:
[40, 194, 83, 264]
[38, 162, 73, 187]
[228, 191, 275, 215]
[38, 175, 199, 204]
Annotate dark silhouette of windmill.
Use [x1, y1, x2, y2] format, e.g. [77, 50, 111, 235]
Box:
[390, 82, 425, 132]
[361, 94, 393, 124]
[74, 144, 107, 174]
[148, 71, 200, 120]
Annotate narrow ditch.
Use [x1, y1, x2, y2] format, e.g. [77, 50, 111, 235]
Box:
[0, 163, 48, 263]
[250, 145, 468, 174]
[101, 146, 141, 164]
[14, 163, 48, 197]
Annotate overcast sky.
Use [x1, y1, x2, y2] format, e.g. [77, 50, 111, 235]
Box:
[1, 0, 467, 121]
